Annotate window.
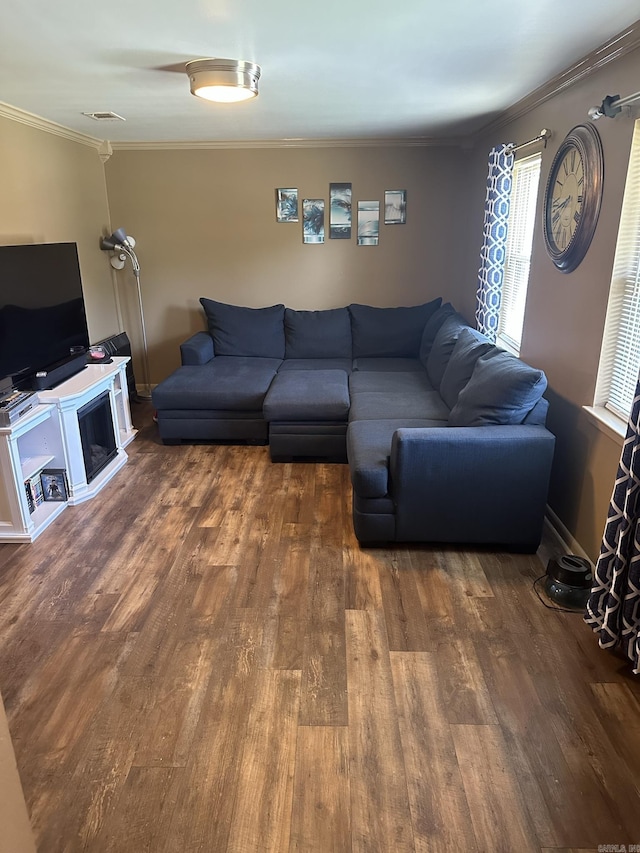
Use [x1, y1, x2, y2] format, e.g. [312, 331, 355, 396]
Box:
[497, 152, 542, 353]
[595, 120, 640, 422]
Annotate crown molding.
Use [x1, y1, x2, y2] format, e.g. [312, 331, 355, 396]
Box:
[0, 101, 104, 149]
[478, 22, 640, 136]
[109, 135, 462, 151]
[0, 101, 464, 151]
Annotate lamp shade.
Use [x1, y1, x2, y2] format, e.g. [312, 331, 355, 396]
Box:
[100, 228, 129, 251]
[186, 59, 261, 103]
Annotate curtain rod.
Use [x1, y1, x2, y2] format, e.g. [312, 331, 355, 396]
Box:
[506, 128, 552, 154]
[589, 90, 640, 120]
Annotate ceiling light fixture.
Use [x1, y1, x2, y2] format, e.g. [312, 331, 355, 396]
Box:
[186, 58, 261, 104]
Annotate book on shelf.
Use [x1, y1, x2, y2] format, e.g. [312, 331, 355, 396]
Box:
[24, 476, 44, 510]
[24, 480, 35, 514]
[31, 477, 45, 506]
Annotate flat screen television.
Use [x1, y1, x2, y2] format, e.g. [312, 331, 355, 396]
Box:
[0, 242, 90, 391]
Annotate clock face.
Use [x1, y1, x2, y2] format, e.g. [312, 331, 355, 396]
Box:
[543, 124, 604, 273]
[549, 146, 584, 252]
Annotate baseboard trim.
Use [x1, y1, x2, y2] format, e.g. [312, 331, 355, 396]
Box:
[544, 505, 592, 563]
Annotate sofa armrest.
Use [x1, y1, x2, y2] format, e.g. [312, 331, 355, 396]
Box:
[180, 332, 214, 365]
[389, 425, 555, 549]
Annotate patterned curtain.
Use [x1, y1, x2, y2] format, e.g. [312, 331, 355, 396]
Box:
[475, 144, 515, 341]
[585, 382, 640, 674]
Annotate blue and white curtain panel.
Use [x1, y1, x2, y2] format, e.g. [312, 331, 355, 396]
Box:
[475, 144, 515, 342]
[585, 381, 640, 674]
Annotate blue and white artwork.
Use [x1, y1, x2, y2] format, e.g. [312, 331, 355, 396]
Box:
[303, 199, 325, 244]
[276, 188, 299, 222]
[357, 201, 380, 246]
[330, 182, 352, 239]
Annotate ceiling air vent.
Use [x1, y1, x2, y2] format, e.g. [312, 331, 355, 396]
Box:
[82, 111, 126, 122]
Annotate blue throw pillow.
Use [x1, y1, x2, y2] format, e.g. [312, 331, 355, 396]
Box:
[426, 315, 469, 389]
[284, 307, 352, 358]
[448, 350, 548, 425]
[349, 299, 442, 358]
[418, 302, 460, 366]
[200, 298, 285, 358]
[439, 328, 497, 409]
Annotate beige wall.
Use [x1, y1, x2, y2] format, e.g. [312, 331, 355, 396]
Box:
[454, 47, 640, 559]
[0, 116, 120, 344]
[104, 145, 466, 383]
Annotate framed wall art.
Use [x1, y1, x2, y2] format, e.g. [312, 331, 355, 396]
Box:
[302, 199, 325, 244]
[329, 182, 352, 239]
[275, 188, 299, 222]
[357, 201, 380, 245]
[384, 190, 407, 224]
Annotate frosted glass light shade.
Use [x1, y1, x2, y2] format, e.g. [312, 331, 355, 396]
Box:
[186, 59, 261, 103]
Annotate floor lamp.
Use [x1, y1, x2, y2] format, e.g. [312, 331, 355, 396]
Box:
[100, 228, 152, 401]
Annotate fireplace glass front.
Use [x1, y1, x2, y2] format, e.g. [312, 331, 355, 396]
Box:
[77, 391, 117, 483]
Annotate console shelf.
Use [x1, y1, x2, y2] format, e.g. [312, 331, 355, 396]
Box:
[0, 358, 136, 542]
[21, 454, 55, 482]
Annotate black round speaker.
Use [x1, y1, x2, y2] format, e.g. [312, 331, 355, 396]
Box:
[544, 555, 593, 610]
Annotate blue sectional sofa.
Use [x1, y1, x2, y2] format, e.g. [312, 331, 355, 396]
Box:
[152, 298, 555, 550]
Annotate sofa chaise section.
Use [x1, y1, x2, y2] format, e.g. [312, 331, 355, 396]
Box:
[347, 317, 554, 550]
[152, 356, 282, 443]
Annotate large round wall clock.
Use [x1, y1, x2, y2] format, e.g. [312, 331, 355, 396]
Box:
[543, 123, 604, 273]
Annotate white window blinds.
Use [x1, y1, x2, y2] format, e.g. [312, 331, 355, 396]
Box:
[596, 120, 640, 421]
[497, 153, 542, 353]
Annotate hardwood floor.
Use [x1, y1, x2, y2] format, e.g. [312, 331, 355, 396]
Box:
[1, 403, 639, 852]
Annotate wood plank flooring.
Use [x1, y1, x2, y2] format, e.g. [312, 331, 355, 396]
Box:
[1, 403, 640, 852]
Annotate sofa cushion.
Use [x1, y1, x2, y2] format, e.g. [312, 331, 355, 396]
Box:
[349, 371, 433, 395]
[419, 303, 461, 366]
[351, 357, 424, 372]
[284, 308, 352, 359]
[347, 418, 445, 498]
[349, 299, 442, 358]
[349, 388, 450, 422]
[439, 328, 497, 409]
[448, 351, 548, 426]
[152, 357, 282, 411]
[200, 298, 285, 358]
[278, 358, 352, 372]
[263, 369, 350, 421]
[426, 315, 470, 389]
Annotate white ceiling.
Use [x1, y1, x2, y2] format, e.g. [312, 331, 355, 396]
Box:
[1, 0, 639, 144]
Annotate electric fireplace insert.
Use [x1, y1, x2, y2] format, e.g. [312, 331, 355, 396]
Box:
[77, 391, 117, 483]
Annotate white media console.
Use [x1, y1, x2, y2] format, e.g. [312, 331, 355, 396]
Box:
[0, 357, 136, 543]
